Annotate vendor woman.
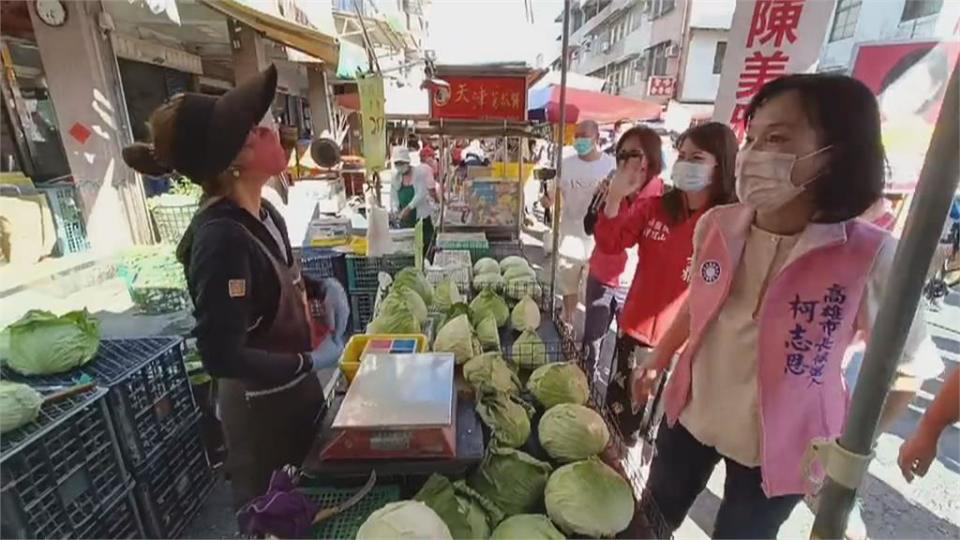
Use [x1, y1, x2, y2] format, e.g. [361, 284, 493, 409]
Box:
[390, 146, 436, 255]
[122, 65, 348, 509]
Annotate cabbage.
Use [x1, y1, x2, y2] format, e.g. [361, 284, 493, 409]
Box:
[473, 272, 505, 293]
[463, 352, 520, 395]
[476, 316, 501, 352]
[387, 286, 428, 323]
[434, 278, 463, 313]
[539, 404, 610, 462]
[469, 446, 553, 517]
[434, 315, 479, 364]
[394, 267, 434, 306]
[470, 289, 509, 327]
[0, 310, 100, 376]
[474, 257, 500, 275]
[415, 474, 492, 539]
[544, 458, 634, 537]
[503, 264, 536, 280]
[0, 381, 43, 434]
[498, 256, 529, 273]
[510, 330, 548, 369]
[490, 515, 565, 540]
[476, 392, 532, 448]
[526, 363, 589, 409]
[367, 302, 421, 334]
[511, 296, 541, 332]
[444, 302, 472, 327]
[505, 276, 543, 301]
[356, 500, 452, 540]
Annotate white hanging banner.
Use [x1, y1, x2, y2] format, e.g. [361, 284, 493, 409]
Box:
[712, 0, 837, 139]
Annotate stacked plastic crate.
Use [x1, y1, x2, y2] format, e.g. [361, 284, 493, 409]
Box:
[2, 337, 214, 538]
[0, 387, 140, 539]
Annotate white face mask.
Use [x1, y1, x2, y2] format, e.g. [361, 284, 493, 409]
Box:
[671, 161, 713, 192]
[735, 146, 830, 212]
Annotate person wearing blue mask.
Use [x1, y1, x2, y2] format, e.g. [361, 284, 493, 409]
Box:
[542, 120, 617, 324]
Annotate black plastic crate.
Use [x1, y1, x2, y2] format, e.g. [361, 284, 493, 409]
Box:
[350, 291, 377, 332]
[134, 416, 214, 539]
[3, 337, 199, 467]
[75, 489, 145, 539]
[345, 253, 415, 291]
[0, 388, 132, 539]
[488, 240, 524, 261]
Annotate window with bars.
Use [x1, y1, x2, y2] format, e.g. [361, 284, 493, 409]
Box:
[829, 0, 862, 42]
[900, 0, 943, 22]
[651, 0, 676, 19]
[712, 41, 727, 74]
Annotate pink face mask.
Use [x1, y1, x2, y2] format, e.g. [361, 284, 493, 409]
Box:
[244, 126, 287, 176]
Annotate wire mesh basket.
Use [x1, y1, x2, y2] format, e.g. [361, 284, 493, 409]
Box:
[150, 203, 198, 244]
[345, 253, 416, 291]
[488, 240, 524, 261]
[0, 388, 132, 540]
[302, 484, 401, 539]
[37, 183, 91, 255]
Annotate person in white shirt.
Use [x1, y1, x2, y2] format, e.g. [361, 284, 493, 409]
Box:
[542, 120, 617, 324]
[389, 146, 436, 255]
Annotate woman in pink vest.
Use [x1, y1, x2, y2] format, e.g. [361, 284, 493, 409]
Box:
[592, 122, 738, 446]
[629, 74, 942, 538]
[581, 126, 664, 389]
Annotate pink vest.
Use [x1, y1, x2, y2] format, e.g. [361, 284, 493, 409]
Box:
[664, 204, 887, 497]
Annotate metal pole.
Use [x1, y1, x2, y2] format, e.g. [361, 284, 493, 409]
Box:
[548, 0, 571, 314]
[811, 61, 960, 539]
[518, 136, 526, 240]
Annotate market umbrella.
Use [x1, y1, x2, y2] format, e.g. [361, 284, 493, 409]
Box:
[528, 84, 662, 124]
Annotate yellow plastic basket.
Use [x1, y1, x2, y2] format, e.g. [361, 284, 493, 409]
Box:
[339, 333, 429, 383]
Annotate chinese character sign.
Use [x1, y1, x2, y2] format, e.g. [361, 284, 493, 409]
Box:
[431, 77, 527, 121]
[712, 0, 836, 140]
[357, 75, 386, 171]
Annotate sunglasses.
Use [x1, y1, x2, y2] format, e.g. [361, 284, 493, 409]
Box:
[616, 150, 645, 162]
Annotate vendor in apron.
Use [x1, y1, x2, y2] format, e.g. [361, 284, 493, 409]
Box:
[121, 65, 344, 509]
[389, 146, 436, 255]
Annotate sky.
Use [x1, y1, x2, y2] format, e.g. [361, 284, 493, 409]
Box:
[425, 0, 564, 65]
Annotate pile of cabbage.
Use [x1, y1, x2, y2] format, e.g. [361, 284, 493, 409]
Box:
[366, 267, 433, 334]
[472, 256, 542, 301]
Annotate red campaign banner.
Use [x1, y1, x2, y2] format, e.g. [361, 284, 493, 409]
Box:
[430, 77, 527, 121]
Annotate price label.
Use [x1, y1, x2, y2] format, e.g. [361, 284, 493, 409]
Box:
[357, 75, 386, 171]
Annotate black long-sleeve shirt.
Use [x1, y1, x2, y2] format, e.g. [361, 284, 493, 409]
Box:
[176, 198, 310, 385]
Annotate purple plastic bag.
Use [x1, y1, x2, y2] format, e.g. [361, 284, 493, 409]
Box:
[237, 467, 318, 539]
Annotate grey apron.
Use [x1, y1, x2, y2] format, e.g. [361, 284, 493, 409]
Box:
[217, 227, 325, 508]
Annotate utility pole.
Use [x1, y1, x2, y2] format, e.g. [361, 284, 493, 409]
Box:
[548, 0, 571, 312]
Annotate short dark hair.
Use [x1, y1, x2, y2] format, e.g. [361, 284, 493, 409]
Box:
[616, 125, 663, 178]
[745, 73, 885, 223]
[663, 121, 739, 224]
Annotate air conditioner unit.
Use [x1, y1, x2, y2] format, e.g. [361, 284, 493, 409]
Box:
[666, 42, 681, 57]
[601, 42, 610, 52]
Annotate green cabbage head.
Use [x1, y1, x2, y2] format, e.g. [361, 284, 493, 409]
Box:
[367, 301, 421, 334]
[394, 267, 434, 306]
[433, 278, 463, 313]
[490, 514, 565, 540]
[498, 256, 529, 274]
[476, 316, 501, 352]
[473, 272, 505, 294]
[356, 501, 452, 540]
[503, 264, 536, 280]
[470, 289, 509, 327]
[386, 285, 428, 323]
[526, 363, 589, 408]
[433, 314, 479, 364]
[468, 446, 553, 517]
[1, 310, 100, 376]
[539, 403, 610, 462]
[510, 329, 548, 369]
[463, 352, 520, 395]
[476, 392, 532, 448]
[505, 275, 543, 301]
[511, 296, 541, 332]
[545, 458, 634, 537]
[0, 381, 43, 434]
[474, 257, 500, 275]
[415, 474, 494, 539]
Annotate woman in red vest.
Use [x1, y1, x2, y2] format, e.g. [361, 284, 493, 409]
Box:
[592, 122, 738, 448]
[629, 74, 942, 538]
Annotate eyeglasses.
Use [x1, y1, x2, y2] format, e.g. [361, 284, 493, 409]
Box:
[616, 150, 645, 162]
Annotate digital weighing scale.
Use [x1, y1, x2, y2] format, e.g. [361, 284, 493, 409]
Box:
[319, 353, 457, 460]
